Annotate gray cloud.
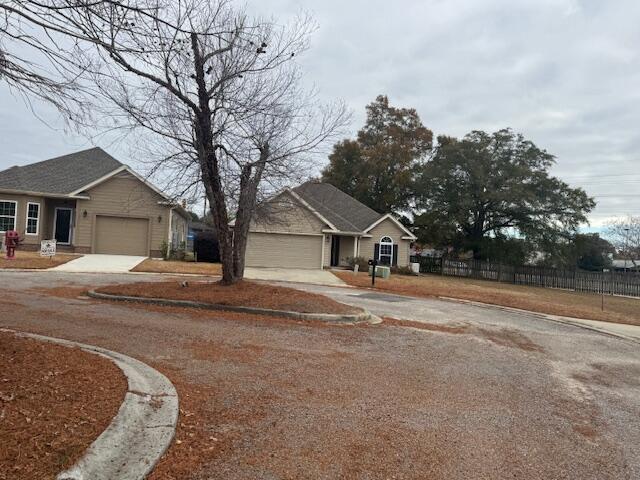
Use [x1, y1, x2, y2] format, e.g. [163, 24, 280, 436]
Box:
[1, 0, 639, 227]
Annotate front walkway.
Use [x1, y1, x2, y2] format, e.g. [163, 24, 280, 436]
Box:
[244, 267, 345, 286]
[51, 254, 147, 273]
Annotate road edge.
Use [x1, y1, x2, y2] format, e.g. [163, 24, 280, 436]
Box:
[438, 296, 640, 345]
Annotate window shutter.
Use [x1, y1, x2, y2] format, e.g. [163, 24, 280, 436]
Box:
[392, 245, 398, 266]
[374, 243, 379, 261]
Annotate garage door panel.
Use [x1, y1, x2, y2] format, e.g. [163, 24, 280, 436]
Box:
[245, 232, 322, 269]
[95, 216, 149, 256]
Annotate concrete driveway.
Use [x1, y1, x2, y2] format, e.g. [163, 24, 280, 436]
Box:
[2, 270, 639, 479]
[244, 267, 345, 286]
[51, 254, 147, 273]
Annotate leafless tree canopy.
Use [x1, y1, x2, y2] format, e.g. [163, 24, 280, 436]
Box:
[606, 215, 640, 266]
[1, 0, 349, 283]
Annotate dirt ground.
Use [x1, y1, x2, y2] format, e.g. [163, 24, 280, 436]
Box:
[96, 280, 360, 314]
[334, 271, 640, 326]
[0, 251, 79, 270]
[2, 271, 640, 479]
[0, 331, 127, 480]
[132, 259, 222, 275]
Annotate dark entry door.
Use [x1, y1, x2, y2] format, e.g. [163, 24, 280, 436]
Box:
[54, 209, 72, 244]
[330, 235, 340, 267]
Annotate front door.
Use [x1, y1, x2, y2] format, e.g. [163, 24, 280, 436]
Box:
[330, 235, 340, 267]
[54, 208, 73, 245]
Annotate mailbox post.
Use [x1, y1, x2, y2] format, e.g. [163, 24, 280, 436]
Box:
[368, 258, 378, 287]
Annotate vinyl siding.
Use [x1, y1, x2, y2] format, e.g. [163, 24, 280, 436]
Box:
[250, 191, 327, 234]
[245, 232, 323, 269]
[323, 234, 331, 267]
[170, 210, 188, 247]
[75, 171, 169, 253]
[359, 218, 411, 267]
[0, 193, 47, 245]
[338, 236, 355, 266]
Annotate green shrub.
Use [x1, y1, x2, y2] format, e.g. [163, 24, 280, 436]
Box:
[346, 256, 369, 271]
[391, 265, 416, 276]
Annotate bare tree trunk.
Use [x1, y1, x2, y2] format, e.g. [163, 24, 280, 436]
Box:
[230, 147, 269, 281]
[191, 31, 236, 284]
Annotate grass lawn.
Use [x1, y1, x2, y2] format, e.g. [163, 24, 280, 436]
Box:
[131, 258, 222, 275]
[96, 280, 360, 315]
[0, 251, 79, 269]
[334, 271, 640, 327]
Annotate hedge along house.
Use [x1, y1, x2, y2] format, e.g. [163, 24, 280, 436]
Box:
[0, 147, 189, 257]
[244, 181, 416, 269]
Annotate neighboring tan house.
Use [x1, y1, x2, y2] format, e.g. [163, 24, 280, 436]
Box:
[244, 181, 416, 269]
[0, 147, 189, 257]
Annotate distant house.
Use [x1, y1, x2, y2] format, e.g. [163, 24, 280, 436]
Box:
[243, 181, 416, 269]
[611, 259, 640, 272]
[410, 244, 444, 258]
[0, 148, 189, 257]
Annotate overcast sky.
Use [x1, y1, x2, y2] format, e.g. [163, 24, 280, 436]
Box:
[1, 0, 639, 228]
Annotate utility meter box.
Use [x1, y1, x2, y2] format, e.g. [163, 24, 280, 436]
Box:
[368, 265, 391, 279]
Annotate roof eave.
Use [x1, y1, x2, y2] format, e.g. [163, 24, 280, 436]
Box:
[0, 187, 90, 200]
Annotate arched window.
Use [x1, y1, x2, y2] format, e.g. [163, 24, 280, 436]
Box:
[379, 236, 393, 265]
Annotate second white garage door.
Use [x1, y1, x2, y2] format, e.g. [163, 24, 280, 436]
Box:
[245, 232, 323, 269]
[94, 215, 149, 256]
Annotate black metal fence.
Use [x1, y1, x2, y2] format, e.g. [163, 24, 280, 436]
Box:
[410, 256, 640, 298]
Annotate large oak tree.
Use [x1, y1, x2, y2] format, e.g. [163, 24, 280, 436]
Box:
[414, 129, 595, 259]
[322, 95, 432, 213]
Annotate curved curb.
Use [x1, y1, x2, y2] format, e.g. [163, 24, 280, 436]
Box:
[88, 290, 381, 325]
[0, 328, 178, 480]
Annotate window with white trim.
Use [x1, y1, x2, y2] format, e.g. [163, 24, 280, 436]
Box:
[379, 236, 393, 265]
[26, 202, 40, 235]
[0, 200, 17, 232]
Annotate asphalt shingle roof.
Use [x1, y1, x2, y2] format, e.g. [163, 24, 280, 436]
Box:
[0, 147, 123, 195]
[292, 181, 383, 232]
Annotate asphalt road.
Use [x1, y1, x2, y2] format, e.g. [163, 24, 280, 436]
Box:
[1, 270, 639, 479]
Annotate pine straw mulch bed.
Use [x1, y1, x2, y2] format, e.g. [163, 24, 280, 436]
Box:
[0, 331, 128, 480]
[334, 271, 640, 327]
[0, 251, 80, 270]
[95, 280, 361, 315]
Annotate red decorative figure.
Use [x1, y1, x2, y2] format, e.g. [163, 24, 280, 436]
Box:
[4, 230, 19, 260]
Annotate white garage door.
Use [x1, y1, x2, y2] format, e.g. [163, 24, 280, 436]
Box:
[245, 232, 323, 269]
[94, 216, 149, 256]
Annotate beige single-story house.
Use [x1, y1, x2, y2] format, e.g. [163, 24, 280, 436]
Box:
[245, 181, 417, 269]
[0, 147, 189, 257]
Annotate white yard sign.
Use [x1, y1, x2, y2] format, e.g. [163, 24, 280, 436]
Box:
[40, 239, 57, 257]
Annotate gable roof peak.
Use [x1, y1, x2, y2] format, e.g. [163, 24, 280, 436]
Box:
[291, 181, 383, 232]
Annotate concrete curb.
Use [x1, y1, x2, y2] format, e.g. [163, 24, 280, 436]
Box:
[88, 290, 381, 325]
[0, 328, 179, 480]
[438, 296, 640, 345]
